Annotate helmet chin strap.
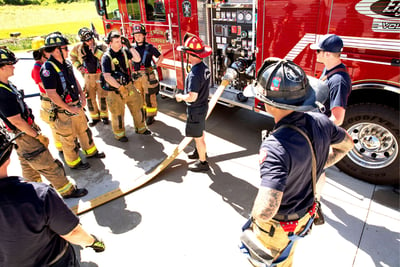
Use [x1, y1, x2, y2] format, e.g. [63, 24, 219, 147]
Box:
[57, 47, 66, 63]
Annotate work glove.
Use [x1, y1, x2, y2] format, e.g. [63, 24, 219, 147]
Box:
[121, 36, 131, 49]
[78, 66, 87, 75]
[118, 85, 129, 99]
[87, 235, 105, 253]
[36, 134, 49, 148]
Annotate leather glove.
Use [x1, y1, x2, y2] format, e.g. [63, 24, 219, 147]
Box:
[121, 36, 131, 49]
[118, 85, 129, 99]
[36, 134, 49, 148]
[86, 235, 105, 253]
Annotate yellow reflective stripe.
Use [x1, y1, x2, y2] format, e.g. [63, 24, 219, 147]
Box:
[100, 112, 108, 117]
[146, 107, 157, 113]
[90, 114, 100, 119]
[48, 61, 61, 73]
[114, 131, 125, 137]
[0, 83, 12, 93]
[67, 157, 82, 167]
[94, 49, 104, 60]
[84, 145, 97, 156]
[137, 126, 147, 132]
[55, 141, 62, 149]
[57, 182, 73, 194]
[72, 61, 82, 69]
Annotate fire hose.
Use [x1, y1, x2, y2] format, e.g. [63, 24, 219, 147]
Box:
[71, 73, 235, 215]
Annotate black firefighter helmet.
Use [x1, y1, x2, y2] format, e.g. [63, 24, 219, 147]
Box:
[244, 58, 328, 112]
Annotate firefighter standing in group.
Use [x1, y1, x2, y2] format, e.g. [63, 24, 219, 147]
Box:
[131, 24, 164, 125]
[30, 36, 63, 153]
[40, 32, 106, 170]
[241, 59, 354, 267]
[101, 30, 151, 142]
[0, 46, 88, 198]
[70, 27, 109, 127]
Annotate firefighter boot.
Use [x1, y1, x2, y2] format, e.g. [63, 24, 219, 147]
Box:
[63, 186, 89, 199]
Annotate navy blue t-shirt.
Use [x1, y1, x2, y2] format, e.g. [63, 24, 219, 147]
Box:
[0, 81, 30, 131]
[0, 177, 79, 267]
[40, 56, 81, 102]
[101, 47, 132, 74]
[132, 43, 161, 71]
[321, 63, 352, 117]
[259, 112, 346, 215]
[184, 61, 211, 111]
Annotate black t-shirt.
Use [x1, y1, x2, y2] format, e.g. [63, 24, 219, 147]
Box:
[82, 44, 99, 73]
[184, 61, 211, 111]
[259, 112, 346, 215]
[132, 42, 161, 71]
[101, 47, 132, 75]
[0, 81, 30, 130]
[0, 176, 79, 267]
[40, 56, 80, 102]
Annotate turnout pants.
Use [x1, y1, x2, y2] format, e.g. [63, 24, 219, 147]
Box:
[15, 131, 75, 196]
[39, 94, 62, 152]
[84, 73, 109, 120]
[250, 213, 312, 267]
[54, 108, 98, 168]
[133, 70, 159, 119]
[107, 82, 147, 139]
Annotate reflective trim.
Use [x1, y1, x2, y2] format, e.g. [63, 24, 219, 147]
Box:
[57, 182, 73, 194]
[67, 157, 82, 167]
[84, 145, 97, 156]
[100, 112, 108, 117]
[90, 114, 100, 119]
[137, 126, 147, 132]
[55, 141, 63, 149]
[146, 107, 157, 113]
[114, 131, 125, 137]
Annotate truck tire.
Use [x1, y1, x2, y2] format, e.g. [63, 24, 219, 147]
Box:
[337, 103, 399, 185]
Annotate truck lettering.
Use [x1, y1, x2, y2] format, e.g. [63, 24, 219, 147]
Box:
[382, 0, 400, 17]
[382, 22, 400, 29]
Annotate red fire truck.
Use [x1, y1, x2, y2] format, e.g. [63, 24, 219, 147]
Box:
[94, 0, 400, 185]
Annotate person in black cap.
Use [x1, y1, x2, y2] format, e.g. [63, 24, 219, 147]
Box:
[310, 34, 352, 126]
[241, 58, 353, 267]
[0, 128, 105, 267]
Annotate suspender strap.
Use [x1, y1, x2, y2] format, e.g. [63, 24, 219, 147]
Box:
[48, 61, 69, 99]
[321, 67, 347, 81]
[0, 83, 27, 115]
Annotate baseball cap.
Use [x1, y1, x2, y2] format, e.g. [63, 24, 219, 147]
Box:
[310, 34, 343, 53]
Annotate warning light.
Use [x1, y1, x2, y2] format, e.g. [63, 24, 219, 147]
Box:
[231, 26, 237, 34]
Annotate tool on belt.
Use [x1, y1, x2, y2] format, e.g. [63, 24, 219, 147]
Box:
[240, 124, 323, 267]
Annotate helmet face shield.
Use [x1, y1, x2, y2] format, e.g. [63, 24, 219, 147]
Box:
[79, 27, 94, 42]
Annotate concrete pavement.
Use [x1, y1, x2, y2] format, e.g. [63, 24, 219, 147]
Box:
[7, 56, 400, 267]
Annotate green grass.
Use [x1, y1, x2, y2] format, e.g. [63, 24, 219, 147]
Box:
[0, 1, 105, 50]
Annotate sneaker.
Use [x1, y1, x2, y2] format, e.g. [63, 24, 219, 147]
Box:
[146, 116, 155, 125]
[87, 151, 106, 159]
[188, 149, 207, 160]
[118, 136, 129, 142]
[63, 187, 88, 199]
[102, 118, 109, 125]
[188, 160, 210, 172]
[137, 129, 152, 135]
[89, 119, 100, 127]
[71, 161, 90, 170]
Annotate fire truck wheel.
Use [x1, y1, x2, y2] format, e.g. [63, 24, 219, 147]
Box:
[337, 103, 399, 185]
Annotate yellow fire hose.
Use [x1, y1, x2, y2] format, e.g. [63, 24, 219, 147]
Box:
[71, 78, 232, 215]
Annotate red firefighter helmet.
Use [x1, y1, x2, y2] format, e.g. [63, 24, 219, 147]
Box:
[177, 34, 212, 58]
[132, 24, 146, 35]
